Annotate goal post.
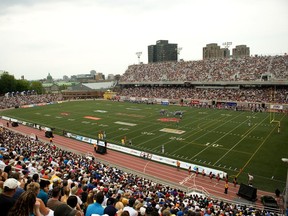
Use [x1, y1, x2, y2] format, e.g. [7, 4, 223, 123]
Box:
[269, 104, 282, 127]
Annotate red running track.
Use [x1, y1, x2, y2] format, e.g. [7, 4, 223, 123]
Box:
[1, 119, 274, 207]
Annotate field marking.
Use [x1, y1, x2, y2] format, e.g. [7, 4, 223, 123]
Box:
[126, 108, 142, 111]
[94, 110, 107, 113]
[116, 113, 145, 118]
[171, 112, 246, 155]
[237, 114, 286, 177]
[143, 161, 150, 173]
[213, 115, 269, 166]
[159, 128, 185, 134]
[115, 121, 137, 126]
[84, 116, 101, 120]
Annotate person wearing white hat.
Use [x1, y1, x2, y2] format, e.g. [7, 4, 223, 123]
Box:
[0, 178, 18, 216]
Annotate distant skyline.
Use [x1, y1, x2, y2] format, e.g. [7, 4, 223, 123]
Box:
[0, 0, 287, 80]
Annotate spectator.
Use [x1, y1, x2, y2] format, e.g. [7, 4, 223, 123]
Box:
[104, 197, 118, 216]
[85, 191, 105, 216]
[61, 186, 71, 203]
[71, 185, 83, 207]
[123, 197, 138, 216]
[37, 179, 50, 206]
[54, 203, 82, 216]
[0, 154, 6, 171]
[8, 190, 41, 216]
[80, 185, 88, 204]
[0, 178, 18, 216]
[67, 195, 84, 215]
[26, 181, 52, 216]
[10, 172, 25, 199]
[47, 186, 63, 211]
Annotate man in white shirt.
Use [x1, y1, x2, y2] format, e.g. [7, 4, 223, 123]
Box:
[123, 198, 138, 216]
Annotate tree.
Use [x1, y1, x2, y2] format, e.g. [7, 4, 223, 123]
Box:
[30, 81, 44, 94]
[0, 73, 16, 95]
[16, 79, 30, 92]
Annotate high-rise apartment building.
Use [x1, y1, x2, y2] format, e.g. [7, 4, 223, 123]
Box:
[148, 40, 178, 63]
[203, 43, 230, 59]
[232, 45, 250, 58]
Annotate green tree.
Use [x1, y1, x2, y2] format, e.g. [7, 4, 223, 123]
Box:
[0, 73, 16, 95]
[16, 79, 30, 92]
[30, 81, 44, 94]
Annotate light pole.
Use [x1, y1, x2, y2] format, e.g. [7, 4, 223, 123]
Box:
[282, 158, 288, 213]
[222, 42, 232, 48]
[176, 47, 182, 61]
[136, 52, 142, 64]
[222, 42, 232, 58]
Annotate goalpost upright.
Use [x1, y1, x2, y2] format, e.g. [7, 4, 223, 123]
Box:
[269, 86, 282, 128]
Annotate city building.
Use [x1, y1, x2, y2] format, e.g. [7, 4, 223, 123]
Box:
[203, 43, 230, 59]
[232, 45, 250, 58]
[148, 40, 178, 63]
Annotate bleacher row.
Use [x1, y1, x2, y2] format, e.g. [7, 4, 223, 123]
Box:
[120, 56, 288, 82]
[116, 87, 288, 104]
[0, 95, 285, 216]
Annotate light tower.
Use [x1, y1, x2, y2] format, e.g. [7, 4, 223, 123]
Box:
[222, 42, 232, 49]
[136, 52, 142, 64]
[176, 47, 182, 61]
[222, 42, 232, 58]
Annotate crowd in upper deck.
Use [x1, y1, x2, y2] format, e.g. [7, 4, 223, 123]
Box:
[120, 56, 288, 83]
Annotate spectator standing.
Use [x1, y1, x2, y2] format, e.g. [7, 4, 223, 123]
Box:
[176, 161, 180, 171]
[188, 166, 191, 175]
[224, 182, 229, 194]
[233, 177, 237, 187]
[248, 173, 254, 186]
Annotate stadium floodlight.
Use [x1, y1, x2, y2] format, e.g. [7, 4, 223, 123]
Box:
[222, 42, 232, 49]
[136, 52, 142, 64]
[282, 158, 288, 212]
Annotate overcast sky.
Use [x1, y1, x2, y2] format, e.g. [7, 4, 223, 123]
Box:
[0, 0, 287, 80]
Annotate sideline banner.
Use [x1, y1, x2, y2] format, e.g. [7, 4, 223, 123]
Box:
[2, 116, 227, 179]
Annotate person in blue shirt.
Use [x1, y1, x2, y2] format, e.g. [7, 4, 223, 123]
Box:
[37, 179, 50, 206]
[85, 191, 104, 216]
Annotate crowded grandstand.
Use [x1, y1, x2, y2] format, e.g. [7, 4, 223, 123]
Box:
[0, 54, 288, 216]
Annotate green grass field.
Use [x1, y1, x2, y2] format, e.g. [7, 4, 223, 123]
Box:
[1, 100, 287, 192]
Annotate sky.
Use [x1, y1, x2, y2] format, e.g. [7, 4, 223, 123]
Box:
[0, 0, 287, 80]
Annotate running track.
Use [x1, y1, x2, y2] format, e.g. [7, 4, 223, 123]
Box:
[0, 119, 275, 208]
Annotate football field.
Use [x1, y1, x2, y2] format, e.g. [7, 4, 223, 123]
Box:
[1, 100, 287, 192]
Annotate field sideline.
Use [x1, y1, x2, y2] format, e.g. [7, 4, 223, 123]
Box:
[1, 100, 287, 192]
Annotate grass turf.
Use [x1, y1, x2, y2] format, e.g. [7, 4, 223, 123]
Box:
[1, 100, 287, 193]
